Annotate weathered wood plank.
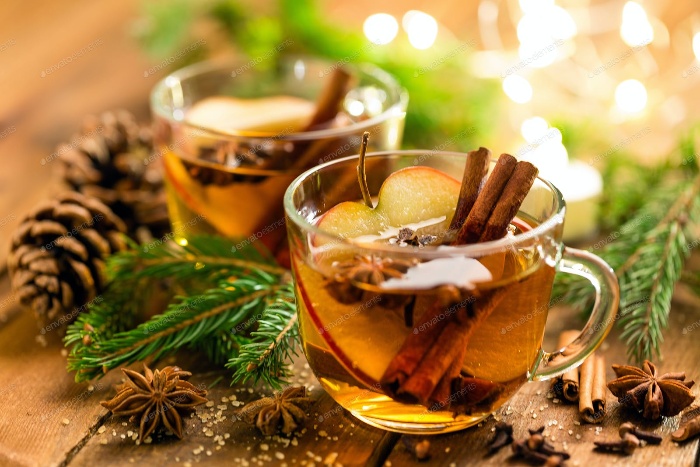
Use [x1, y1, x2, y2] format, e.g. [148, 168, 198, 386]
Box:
[0, 298, 124, 467]
[384, 294, 700, 466]
[69, 354, 392, 467]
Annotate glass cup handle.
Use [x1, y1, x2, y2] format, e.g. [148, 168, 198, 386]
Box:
[530, 246, 620, 381]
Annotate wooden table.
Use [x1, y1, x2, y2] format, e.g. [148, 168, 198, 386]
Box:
[1, 1, 699, 466]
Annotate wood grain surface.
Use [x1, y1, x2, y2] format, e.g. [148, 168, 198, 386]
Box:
[0, 1, 699, 466]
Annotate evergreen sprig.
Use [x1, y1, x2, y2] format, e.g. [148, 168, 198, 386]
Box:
[65, 236, 298, 386]
[554, 169, 700, 363]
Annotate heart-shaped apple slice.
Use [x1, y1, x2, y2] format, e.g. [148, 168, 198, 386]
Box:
[316, 166, 462, 243]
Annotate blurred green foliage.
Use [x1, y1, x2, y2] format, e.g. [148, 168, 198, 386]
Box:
[134, 0, 500, 151]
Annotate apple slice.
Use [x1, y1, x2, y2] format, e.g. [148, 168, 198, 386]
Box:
[186, 95, 316, 134]
[316, 166, 462, 243]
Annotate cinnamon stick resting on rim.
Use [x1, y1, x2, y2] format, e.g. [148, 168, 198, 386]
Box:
[579, 353, 606, 423]
[380, 152, 539, 409]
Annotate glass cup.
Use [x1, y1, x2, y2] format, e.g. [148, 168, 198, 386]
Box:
[284, 151, 619, 434]
[150, 57, 407, 253]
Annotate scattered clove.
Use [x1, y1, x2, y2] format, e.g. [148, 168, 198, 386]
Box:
[486, 421, 513, 455]
[594, 433, 640, 455]
[402, 437, 431, 461]
[511, 427, 569, 465]
[618, 422, 662, 445]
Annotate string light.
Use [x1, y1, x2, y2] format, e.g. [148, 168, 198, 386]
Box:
[516, 4, 575, 68]
[363, 13, 399, 45]
[521, 117, 549, 143]
[620, 2, 653, 47]
[615, 79, 648, 113]
[503, 75, 533, 103]
[403, 10, 439, 50]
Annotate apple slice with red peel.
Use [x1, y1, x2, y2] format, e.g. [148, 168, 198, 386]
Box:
[316, 166, 462, 243]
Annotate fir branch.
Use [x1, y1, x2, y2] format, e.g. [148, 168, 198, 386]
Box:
[108, 235, 285, 283]
[554, 173, 700, 362]
[228, 282, 299, 389]
[67, 272, 286, 381]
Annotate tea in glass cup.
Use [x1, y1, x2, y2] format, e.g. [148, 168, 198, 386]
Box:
[284, 150, 619, 434]
[150, 58, 407, 253]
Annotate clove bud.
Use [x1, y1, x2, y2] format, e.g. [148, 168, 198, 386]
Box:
[594, 433, 640, 455]
[487, 421, 514, 455]
[618, 422, 662, 445]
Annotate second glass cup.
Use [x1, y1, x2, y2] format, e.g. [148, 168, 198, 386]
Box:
[150, 57, 407, 252]
[284, 151, 619, 434]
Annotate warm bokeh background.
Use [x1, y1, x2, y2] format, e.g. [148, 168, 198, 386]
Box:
[2, 0, 700, 266]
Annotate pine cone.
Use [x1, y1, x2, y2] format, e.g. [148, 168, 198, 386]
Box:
[59, 110, 169, 237]
[8, 192, 127, 327]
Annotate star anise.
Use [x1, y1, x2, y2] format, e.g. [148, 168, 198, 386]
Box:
[236, 386, 312, 435]
[101, 364, 208, 440]
[607, 360, 695, 420]
[325, 254, 417, 305]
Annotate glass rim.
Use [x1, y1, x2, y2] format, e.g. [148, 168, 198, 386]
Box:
[150, 56, 408, 142]
[284, 150, 567, 257]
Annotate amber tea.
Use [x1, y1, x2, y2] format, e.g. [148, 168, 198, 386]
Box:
[150, 58, 407, 252]
[284, 150, 619, 433]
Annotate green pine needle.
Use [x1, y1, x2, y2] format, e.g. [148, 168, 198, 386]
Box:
[227, 282, 300, 389]
[554, 171, 700, 363]
[65, 235, 298, 386]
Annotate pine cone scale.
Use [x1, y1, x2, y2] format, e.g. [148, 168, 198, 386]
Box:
[7, 193, 127, 327]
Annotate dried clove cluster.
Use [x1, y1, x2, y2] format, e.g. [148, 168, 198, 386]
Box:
[487, 423, 569, 466]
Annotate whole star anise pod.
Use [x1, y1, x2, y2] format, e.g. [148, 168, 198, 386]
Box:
[101, 364, 208, 440]
[236, 386, 312, 435]
[325, 255, 417, 306]
[607, 360, 695, 420]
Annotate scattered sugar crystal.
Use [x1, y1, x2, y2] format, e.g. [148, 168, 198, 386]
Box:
[575, 434, 582, 440]
[318, 430, 328, 437]
[120, 434, 126, 439]
[98, 426, 106, 434]
[144, 436, 152, 444]
[61, 418, 70, 425]
[206, 401, 215, 407]
[260, 444, 269, 451]
[532, 413, 538, 419]
[100, 439, 108, 445]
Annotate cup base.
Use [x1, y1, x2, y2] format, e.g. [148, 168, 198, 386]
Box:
[348, 411, 490, 435]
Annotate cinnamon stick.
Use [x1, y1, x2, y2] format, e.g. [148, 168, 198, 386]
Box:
[429, 344, 468, 408]
[454, 154, 517, 244]
[380, 297, 454, 395]
[448, 147, 491, 232]
[553, 330, 580, 402]
[579, 354, 606, 423]
[672, 411, 700, 442]
[479, 160, 538, 242]
[398, 289, 507, 405]
[380, 149, 539, 408]
[305, 67, 353, 130]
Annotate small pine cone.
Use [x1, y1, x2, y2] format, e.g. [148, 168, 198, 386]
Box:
[59, 110, 169, 237]
[7, 192, 127, 327]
